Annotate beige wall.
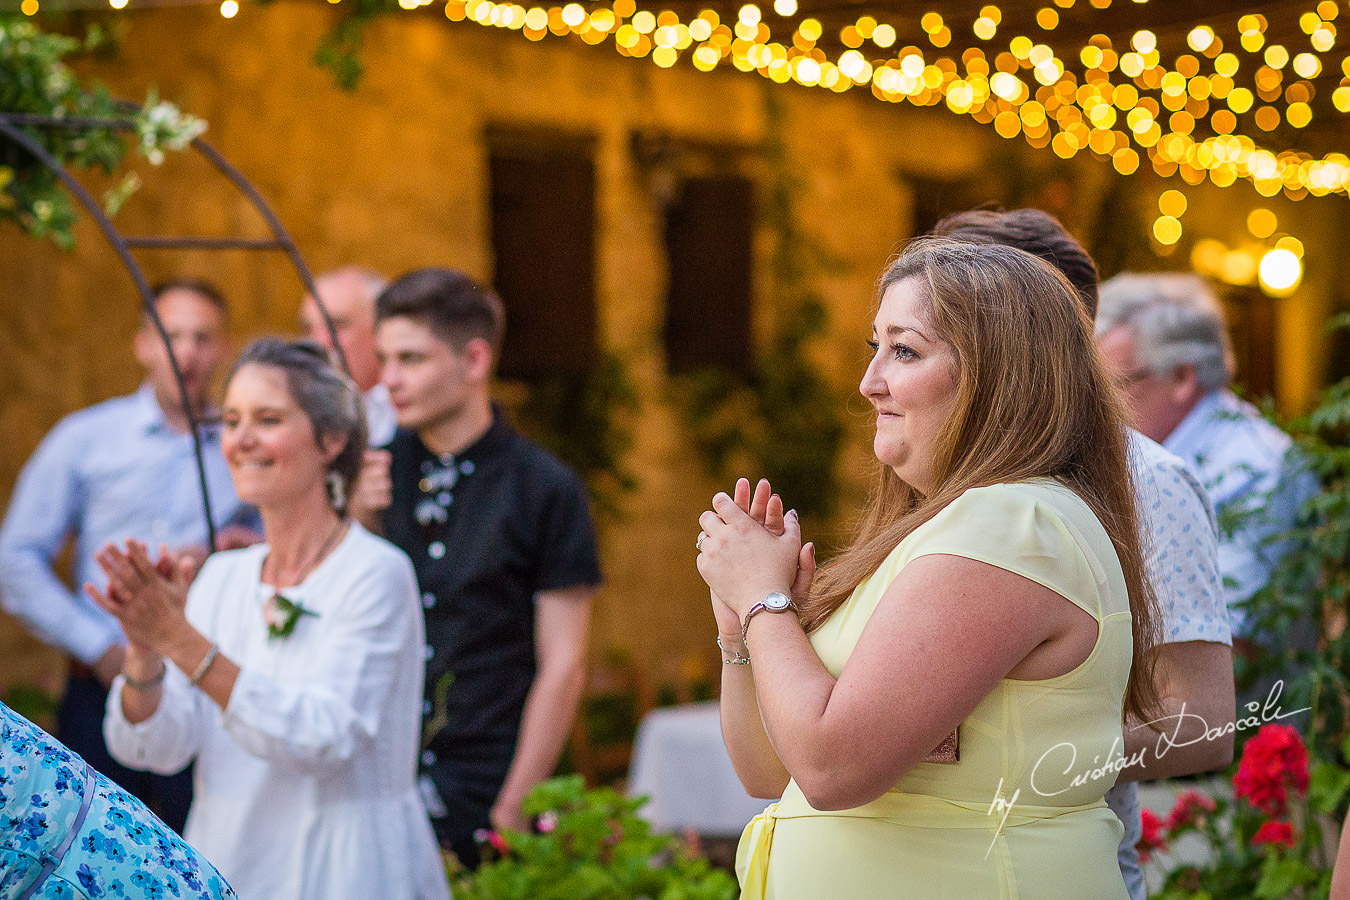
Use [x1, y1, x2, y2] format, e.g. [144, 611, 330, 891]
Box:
[1, 1, 1342, 698]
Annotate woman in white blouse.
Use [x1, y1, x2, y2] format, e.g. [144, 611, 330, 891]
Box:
[91, 338, 450, 900]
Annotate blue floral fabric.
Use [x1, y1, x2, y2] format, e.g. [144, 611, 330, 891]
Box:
[1, 701, 234, 900]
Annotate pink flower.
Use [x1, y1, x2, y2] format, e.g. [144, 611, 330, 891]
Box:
[1137, 808, 1168, 863]
[1252, 821, 1297, 850]
[536, 810, 558, 834]
[261, 596, 287, 629]
[473, 827, 511, 857]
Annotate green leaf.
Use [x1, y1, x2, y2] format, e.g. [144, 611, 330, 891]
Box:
[1255, 855, 1317, 899]
[1308, 761, 1350, 813]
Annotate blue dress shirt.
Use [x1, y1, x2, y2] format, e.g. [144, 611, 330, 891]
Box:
[0, 386, 241, 665]
[1163, 390, 1318, 635]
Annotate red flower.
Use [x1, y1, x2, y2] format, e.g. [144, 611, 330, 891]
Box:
[1252, 821, 1297, 850]
[1137, 808, 1168, 863]
[1164, 789, 1217, 834]
[473, 827, 511, 857]
[1233, 724, 1309, 817]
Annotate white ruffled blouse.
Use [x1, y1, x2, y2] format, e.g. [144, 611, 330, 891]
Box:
[105, 523, 450, 900]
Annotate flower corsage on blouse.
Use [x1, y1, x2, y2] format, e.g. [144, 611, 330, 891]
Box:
[262, 593, 319, 640]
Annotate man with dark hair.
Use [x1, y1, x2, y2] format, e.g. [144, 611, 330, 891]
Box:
[934, 208, 1103, 314]
[364, 267, 601, 868]
[934, 209, 1235, 900]
[0, 280, 243, 832]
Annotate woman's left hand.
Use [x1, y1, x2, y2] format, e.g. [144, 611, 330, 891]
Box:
[697, 492, 802, 620]
[86, 539, 196, 657]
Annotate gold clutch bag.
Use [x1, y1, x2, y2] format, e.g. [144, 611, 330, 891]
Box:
[923, 728, 960, 764]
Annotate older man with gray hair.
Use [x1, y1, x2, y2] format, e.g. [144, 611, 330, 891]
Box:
[1096, 273, 1316, 638]
[301, 266, 397, 447]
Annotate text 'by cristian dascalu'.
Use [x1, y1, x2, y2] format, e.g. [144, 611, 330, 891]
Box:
[982, 680, 1308, 856]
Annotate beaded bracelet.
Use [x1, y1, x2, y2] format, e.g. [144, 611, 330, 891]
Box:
[717, 636, 751, 666]
[190, 645, 220, 687]
[122, 663, 167, 691]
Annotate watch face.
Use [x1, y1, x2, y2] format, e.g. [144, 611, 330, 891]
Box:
[764, 591, 792, 611]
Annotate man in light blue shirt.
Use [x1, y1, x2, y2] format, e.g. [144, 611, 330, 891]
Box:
[0, 279, 242, 832]
[1096, 273, 1318, 637]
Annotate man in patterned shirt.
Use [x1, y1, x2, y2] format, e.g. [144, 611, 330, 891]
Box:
[1096, 273, 1317, 639]
[934, 210, 1234, 900]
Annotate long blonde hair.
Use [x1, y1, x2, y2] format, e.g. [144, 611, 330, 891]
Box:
[804, 238, 1160, 723]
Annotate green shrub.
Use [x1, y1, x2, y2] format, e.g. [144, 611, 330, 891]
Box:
[453, 775, 737, 900]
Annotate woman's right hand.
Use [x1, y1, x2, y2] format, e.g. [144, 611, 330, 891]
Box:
[86, 539, 196, 657]
[706, 478, 816, 635]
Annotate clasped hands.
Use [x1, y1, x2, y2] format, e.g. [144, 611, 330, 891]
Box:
[85, 539, 197, 658]
[696, 477, 816, 634]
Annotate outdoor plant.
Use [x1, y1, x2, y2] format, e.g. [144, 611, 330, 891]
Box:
[1144, 724, 1342, 899]
[671, 91, 847, 521]
[1144, 325, 1350, 898]
[0, 15, 205, 249]
[452, 774, 737, 900]
[1235, 318, 1350, 767]
[513, 349, 641, 521]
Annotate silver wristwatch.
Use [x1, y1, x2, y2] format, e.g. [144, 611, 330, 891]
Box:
[741, 590, 797, 644]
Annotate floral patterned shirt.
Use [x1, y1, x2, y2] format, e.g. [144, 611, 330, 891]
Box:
[0, 701, 234, 899]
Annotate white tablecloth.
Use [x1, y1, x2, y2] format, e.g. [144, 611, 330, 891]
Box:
[627, 701, 776, 836]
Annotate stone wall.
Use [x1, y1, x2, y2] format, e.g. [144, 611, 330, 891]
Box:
[1, 1, 1341, 700]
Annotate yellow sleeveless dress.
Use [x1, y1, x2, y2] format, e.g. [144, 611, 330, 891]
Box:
[736, 481, 1132, 899]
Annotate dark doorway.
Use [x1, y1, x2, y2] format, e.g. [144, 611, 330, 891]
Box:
[663, 175, 755, 376]
[489, 136, 597, 379]
[1219, 287, 1277, 400]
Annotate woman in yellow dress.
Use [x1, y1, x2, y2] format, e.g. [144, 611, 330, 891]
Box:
[695, 238, 1161, 899]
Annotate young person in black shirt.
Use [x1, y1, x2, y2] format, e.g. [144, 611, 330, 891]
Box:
[358, 267, 602, 868]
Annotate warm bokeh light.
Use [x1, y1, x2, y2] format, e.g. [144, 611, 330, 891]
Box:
[1191, 239, 1226, 275]
[320, 0, 1349, 203]
[220, 0, 238, 16]
[1292, 52, 1321, 79]
[1259, 248, 1302, 293]
[1247, 208, 1277, 238]
[1219, 249, 1258, 286]
[1158, 189, 1187, 217]
[1187, 26, 1214, 52]
[1275, 235, 1305, 258]
[1153, 215, 1182, 245]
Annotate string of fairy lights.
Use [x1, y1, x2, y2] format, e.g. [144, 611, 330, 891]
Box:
[413, 0, 1347, 208]
[13, 0, 1336, 291]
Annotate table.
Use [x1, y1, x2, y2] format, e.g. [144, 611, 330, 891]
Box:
[627, 700, 776, 837]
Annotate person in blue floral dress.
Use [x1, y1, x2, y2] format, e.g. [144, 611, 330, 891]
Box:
[0, 700, 234, 899]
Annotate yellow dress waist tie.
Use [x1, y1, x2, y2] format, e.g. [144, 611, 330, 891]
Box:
[735, 781, 1109, 900]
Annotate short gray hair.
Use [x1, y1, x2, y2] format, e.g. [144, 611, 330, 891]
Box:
[1096, 273, 1232, 391]
[314, 266, 390, 307]
[226, 339, 367, 510]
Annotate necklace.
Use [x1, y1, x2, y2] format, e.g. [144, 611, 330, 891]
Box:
[261, 517, 347, 641]
[265, 516, 347, 589]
